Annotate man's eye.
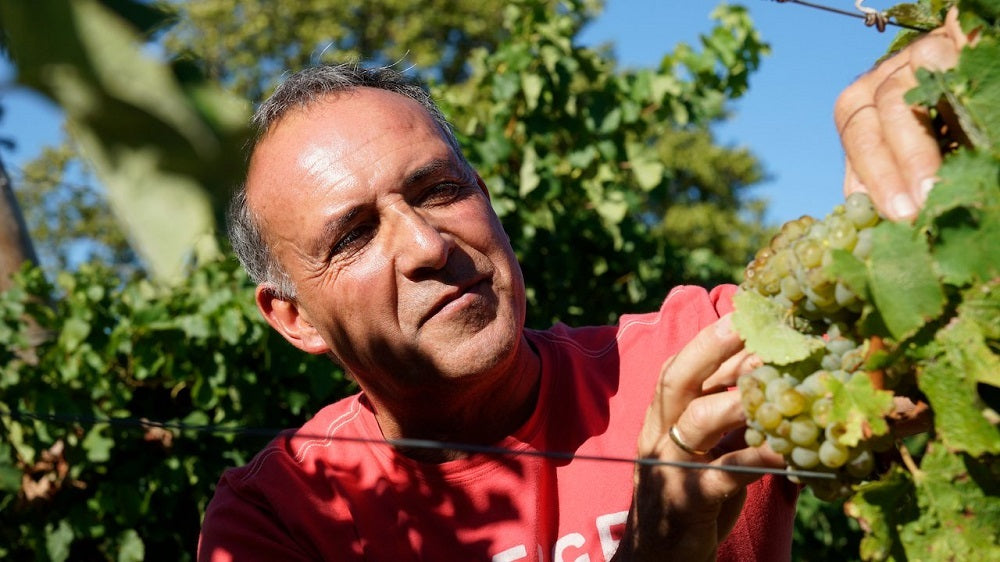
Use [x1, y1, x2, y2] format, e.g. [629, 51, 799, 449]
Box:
[331, 225, 375, 257]
[421, 183, 465, 205]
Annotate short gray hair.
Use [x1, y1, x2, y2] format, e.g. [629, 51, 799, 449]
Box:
[227, 64, 468, 299]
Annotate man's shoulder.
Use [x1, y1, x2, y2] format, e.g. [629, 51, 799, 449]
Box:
[220, 393, 371, 489]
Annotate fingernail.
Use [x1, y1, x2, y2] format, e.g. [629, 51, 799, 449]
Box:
[716, 314, 733, 337]
[890, 193, 918, 219]
[919, 177, 936, 201]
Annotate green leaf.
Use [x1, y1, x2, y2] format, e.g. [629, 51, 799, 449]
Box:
[0, 463, 21, 492]
[519, 143, 541, 197]
[867, 222, 946, 340]
[846, 467, 915, 562]
[82, 426, 114, 463]
[905, 445, 1000, 560]
[521, 73, 544, 111]
[826, 249, 869, 298]
[732, 289, 825, 365]
[918, 150, 1000, 285]
[116, 529, 145, 562]
[46, 519, 74, 562]
[827, 371, 895, 448]
[921, 316, 1000, 455]
[956, 35, 1000, 147]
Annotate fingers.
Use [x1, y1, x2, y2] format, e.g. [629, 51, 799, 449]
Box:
[834, 12, 968, 220]
[649, 314, 743, 436]
[669, 391, 746, 457]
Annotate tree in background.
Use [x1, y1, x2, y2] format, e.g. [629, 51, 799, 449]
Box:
[0, 0, 780, 559]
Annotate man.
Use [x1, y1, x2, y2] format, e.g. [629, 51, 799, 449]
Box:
[199, 14, 967, 561]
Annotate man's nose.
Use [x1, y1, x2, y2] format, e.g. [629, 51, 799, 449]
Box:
[387, 204, 452, 277]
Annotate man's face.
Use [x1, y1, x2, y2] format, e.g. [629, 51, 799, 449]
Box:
[246, 88, 526, 393]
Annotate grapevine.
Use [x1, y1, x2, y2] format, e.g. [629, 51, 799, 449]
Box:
[732, 1, 1000, 559]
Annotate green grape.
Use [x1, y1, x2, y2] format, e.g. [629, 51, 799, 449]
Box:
[744, 428, 765, 447]
[789, 415, 820, 446]
[770, 248, 795, 277]
[811, 397, 833, 427]
[765, 377, 793, 402]
[820, 352, 842, 371]
[741, 385, 765, 413]
[776, 388, 807, 417]
[780, 275, 804, 301]
[755, 403, 783, 430]
[791, 446, 821, 469]
[853, 227, 874, 260]
[752, 365, 781, 384]
[845, 191, 879, 228]
[767, 435, 794, 455]
[828, 215, 858, 250]
[834, 282, 858, 307]
[818, 440, 850, 468]
[799, 371, 831, 397]
[794, 237, 825, 268]
[826, 336, 856, 356]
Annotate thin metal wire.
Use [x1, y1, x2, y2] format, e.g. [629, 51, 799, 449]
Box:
[771, 0, 932, 32]
[3, 407, 838, 480]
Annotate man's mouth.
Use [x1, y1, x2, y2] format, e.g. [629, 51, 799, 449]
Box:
[420, 277, 489, 326]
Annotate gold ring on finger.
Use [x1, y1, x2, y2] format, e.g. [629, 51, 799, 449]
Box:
[668, 424, 711, 456]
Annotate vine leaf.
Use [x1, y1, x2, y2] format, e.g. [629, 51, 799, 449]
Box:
[921, 313, 1000, 455]
[867, 222, 946, 340]
[917, 150, 1000, 286]
[848, 445, 1000, 562]
[732, 289, 824, 365]
[827, 372, 895, 448]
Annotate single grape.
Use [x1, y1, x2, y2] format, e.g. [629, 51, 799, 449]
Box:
[767, 435, 794, 455]
[780, 275, 805, 302]
[799, 370, 832, 397]
[835, 282, 858, 307]
[845, 192, 879, 228]
[828, 216, 859, 251]
[744, 428, 765, 447]
[776, 388, 807, 417]
[791, 446, 821, 469]
[794, 237, 825, 268]
[826, 336, 856, 356]
[789, 415, 820, 446]
[765, 377, 793, 403]
[811, 397, 833, 427]
[752, 365, 781, 384]
[755, 403, 783, 430]
[741, 385, 765, 413]
[820, 352, 842, 371]
[853, 227, 874, 260]
[818, 440, 850, 468]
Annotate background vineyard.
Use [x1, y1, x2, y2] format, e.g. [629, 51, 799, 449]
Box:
[4, 0, 991, 560]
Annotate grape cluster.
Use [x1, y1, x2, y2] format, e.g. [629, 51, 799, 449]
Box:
[743, 191, 879, 322]
[738, 192, 888, 497]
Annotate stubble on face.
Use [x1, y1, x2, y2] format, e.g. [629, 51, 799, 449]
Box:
[245, 88, 528, 391]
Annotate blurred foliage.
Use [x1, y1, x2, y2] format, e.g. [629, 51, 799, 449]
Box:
[160, 0, 544, 101]
[0, 259, 353, 560]
[0, 0, 803, 559]
[0, 0, 250, 283]
[439, 1, 771, 325]
[12, 139, 139, 280]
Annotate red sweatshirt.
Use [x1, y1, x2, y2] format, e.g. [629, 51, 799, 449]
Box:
[199, 285, 797, 561]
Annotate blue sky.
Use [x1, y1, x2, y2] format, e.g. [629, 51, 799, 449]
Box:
[0, 1, 899, 225]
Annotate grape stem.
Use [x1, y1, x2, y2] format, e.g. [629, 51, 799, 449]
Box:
[897, 439, 922, 479]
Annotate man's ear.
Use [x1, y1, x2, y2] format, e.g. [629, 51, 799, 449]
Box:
[475, 173, 491, 200]
[255, 285, 331, 355]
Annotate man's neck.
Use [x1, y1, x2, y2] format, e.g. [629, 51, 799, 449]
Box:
[366, 336, 542, 463]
